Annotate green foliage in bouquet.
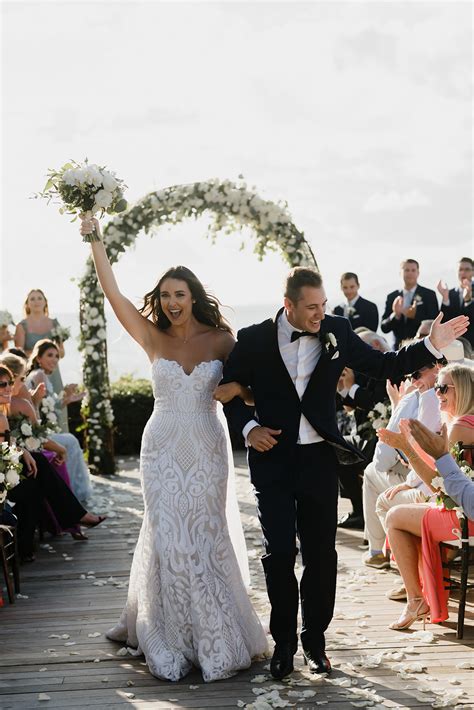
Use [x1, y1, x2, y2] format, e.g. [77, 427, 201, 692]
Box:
[8, 413, 49, 451]
[0, 442, 23, 506]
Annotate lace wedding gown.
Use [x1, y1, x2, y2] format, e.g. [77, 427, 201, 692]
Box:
[107, 358, 267, 682]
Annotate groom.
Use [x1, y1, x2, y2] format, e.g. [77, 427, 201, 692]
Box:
[222, 266, 468, 679]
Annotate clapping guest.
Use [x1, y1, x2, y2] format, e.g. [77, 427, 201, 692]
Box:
[381, 259, 439, 349]
[377, 362, 474, 628]
[332, 273, 379, 332]
[14, 289, 69, 431]
[438, 257, 474, 347]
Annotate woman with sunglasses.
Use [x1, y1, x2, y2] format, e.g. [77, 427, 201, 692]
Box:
[0, 365, 106, 561]
[377, 362, 474, 629]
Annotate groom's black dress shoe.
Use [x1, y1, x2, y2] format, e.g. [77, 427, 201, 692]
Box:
[337, 512, 364, 530]
[303, 649, 332, 674]
[270, 642, 296, 679]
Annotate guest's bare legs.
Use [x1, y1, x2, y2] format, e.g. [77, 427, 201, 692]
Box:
[385, 504, 430, 629]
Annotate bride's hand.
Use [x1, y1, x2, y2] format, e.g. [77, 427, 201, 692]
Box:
[214, 382, 242, 404]
[79, 214, 101, 239]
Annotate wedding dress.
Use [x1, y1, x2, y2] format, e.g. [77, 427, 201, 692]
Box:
[106, 358, 267, 682]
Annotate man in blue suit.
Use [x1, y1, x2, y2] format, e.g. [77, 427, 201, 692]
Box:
[222, 266, 468, 681]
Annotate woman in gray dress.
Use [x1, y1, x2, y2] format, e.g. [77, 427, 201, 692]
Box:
[15, 288, 69, 431]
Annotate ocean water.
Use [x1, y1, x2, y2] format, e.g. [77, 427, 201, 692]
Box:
[43, 305, 282, 385]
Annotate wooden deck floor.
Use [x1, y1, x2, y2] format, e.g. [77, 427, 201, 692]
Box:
[1, 453, 473, 710]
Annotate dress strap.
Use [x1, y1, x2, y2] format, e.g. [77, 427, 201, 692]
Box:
[456, 414, 474, 428]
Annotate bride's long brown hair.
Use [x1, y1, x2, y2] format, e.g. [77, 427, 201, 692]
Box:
[139, 265, 232, 333]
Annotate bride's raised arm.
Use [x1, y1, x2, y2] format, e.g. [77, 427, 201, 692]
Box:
[80, 216, 157, 360]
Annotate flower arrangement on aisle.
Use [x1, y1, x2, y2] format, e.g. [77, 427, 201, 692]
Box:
[37, 159, 127, 242]
[432, 442, 474, 515]
[0, 442, 23, 505]
[8, 413, 49, 451]
[359, 401, 392, 439]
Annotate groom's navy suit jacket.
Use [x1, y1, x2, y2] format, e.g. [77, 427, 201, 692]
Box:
[222, 310, 438, 485]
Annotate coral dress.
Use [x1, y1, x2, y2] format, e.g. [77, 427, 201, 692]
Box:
[421, 414, 474, 623]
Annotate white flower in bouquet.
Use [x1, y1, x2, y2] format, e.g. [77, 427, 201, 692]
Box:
[37, 159, 127, 242]
[0, 472, 4, 483]
[20, 421, 33, 437]
[24, 436, 42, 451]
[0, 310, 14, 328]
[5, 469, 20, 487]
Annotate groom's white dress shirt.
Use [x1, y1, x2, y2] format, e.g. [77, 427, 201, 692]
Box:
[243, 310, 323, 445]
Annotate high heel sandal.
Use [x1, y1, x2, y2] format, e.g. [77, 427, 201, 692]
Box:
[80, 515, 107, 529]
[389, 597, 430, 631]
[71, 530, 89, 540]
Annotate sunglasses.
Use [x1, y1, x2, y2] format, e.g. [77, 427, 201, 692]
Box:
[0, 381, 13, 389]
[409, 365, 434, 380]
[434, 383, 455, 395]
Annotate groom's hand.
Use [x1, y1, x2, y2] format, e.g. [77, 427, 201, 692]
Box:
[248, 426, 282, 452]
[428, 311, 469, 351]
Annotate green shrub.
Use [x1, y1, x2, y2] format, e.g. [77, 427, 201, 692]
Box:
[110, 375, 154, 454]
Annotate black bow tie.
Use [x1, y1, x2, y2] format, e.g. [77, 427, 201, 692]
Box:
[291, 330, 318, 343]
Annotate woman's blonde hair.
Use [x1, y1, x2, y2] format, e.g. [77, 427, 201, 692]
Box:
[439, 362, 474, 418]
[23, 288, 49, 316]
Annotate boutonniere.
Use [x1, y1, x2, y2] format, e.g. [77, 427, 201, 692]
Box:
[346, 306, 356, 317]
[413, 294, 424, 306]
[324, 332, 339, 359]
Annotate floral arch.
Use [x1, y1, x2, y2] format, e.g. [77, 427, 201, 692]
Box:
[78, 178, 318, 473]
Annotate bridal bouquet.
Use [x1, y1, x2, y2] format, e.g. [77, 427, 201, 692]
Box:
[50, 324, 71, 343]
[0, 310, 14, 328]
[38, 159, 127, 242]
[0, 442, 23, 505]
[39, 395, 61, 433]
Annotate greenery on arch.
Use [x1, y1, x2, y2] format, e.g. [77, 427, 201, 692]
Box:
[78, 178, 318, 473]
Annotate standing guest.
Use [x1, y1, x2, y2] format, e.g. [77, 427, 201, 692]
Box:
[381, 259, 439, 349]
[332, 272, 379, 332]
[14, 289, 69, 431]
[438, 257, 474, 347]
[219, 265, 467, 679]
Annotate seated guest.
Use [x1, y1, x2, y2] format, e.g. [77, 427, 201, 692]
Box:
[332, 272, 379, 332]
[378, 362, 474, 629]
[0, 365, 105, 561]
[381, 259, 439, 349]
[337, 331, 391, 529]
[438, 257, 474, 347]
[24, 341, 92, 502]
[362, 378, 418, 572]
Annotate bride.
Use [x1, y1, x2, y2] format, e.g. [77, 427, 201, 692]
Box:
[80, 217, 267, 682]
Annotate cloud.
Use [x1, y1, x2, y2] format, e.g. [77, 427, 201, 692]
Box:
[363, 188, 431, 213]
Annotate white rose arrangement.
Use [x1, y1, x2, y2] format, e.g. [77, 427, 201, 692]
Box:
[37, 159, 127, 242]
[0, 442, 23, 504]
[39, 395, 61, 433]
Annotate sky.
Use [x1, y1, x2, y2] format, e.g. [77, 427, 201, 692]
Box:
[1, 1, 472, 321]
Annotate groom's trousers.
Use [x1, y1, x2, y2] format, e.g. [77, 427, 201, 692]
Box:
[252, 440, 339, 653]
